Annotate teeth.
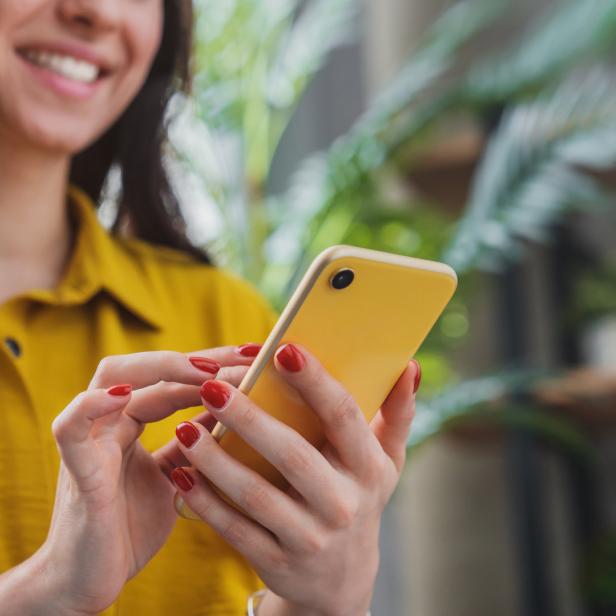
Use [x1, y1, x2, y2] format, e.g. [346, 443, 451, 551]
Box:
[23, 49, 99, 84]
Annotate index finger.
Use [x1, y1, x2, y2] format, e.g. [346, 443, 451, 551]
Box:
[88, 344, 262, 391]
[273, 343, 381, 477]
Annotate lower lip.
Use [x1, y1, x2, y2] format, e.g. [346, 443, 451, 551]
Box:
[17, 53, 102, 100]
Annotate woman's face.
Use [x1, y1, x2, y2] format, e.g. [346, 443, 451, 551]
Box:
[0, 0, 163, 154]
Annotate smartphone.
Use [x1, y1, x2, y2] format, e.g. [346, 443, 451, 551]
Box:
[176, 245, 457, 518]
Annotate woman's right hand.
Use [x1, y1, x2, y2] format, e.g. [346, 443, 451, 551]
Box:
[6, 344, 259, 615]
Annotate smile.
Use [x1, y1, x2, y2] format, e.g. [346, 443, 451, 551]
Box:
[19, 49, 101, 84]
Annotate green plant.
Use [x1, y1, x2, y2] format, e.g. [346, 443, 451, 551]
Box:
[174, 0, 616, 451]
[570, 261, 616, 326]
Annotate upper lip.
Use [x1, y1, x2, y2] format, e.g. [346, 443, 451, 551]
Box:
[17, 40, 114, 74]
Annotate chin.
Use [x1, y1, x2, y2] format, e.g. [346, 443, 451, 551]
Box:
[13, 107, 108, 156]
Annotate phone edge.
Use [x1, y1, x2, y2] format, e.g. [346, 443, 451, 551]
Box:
[211, 245, 457, 441]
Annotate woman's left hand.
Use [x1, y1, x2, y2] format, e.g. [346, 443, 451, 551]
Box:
[171, 343, 419, 616]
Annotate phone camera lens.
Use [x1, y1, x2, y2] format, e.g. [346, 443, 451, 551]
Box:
[330, 268, 355, 290]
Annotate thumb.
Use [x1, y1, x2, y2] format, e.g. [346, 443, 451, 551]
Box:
[51, 385, 132, 487]
[370, 361, 420, 473]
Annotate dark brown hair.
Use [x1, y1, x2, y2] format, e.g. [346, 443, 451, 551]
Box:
[69, 0, 211, 264]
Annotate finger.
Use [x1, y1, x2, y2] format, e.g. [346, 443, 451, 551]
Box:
[370, 361, 418, 474]
[175, 421, 318, 551]
[215, 365, 251, 387]
[51, 385, 132, 484]
[118, 365, 251, 425]
[199, 381, 346, 525]
[273, 343, 381, 476]
[152, 410, 217, 478]
[191, 343, 264, 367]
[124, 382, 202, 424]
[87, 343, 261, 391]
[170, 466, 284, 567]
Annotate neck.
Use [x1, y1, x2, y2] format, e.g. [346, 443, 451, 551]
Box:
[0, 131, 73, 303]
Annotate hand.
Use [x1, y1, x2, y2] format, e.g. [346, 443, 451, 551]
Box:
[171, 343, 419, 616]
[35, 345, 259, 615]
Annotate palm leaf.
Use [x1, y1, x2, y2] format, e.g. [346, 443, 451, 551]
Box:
[465, 0, 616, 103]
[443, 70, 616, 274]
[408, 372, 591, 458]
[269, 0, 508, 293]
[192, 0, 302, 130]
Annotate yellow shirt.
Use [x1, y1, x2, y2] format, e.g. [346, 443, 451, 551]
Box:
[0, 186, 278, 614]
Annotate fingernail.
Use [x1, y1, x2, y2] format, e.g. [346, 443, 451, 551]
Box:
[276, 343, 304, 372]
[176, 421, 200, 448]
[107, 384, 132, 396]
[410, 359, 422, 393]
[188, 356, 221, 374]
[171, 467, 194, 492]
[200, 380, 231, 410]
[237, 343, 262, 357]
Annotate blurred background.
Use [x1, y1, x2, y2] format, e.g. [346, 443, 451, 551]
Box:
[125, 0, 616, 613]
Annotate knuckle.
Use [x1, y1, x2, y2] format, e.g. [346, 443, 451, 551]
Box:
[52, 391, 88, 440]
[266, 549, 290, 570]
[92, 355, 121, 381]
[329, 392, 359, 428]
[278, 440, 313, 476]
[161, 349, 184, 366]
[300, 530, 326, 556]
[240, 482, 272, 512]
[73, 390, 90, 408]
[241, 402, 259, 427]
[51, 414, 67, 441]
[329, 496, 357, 529]
[221, 519, 248, 545]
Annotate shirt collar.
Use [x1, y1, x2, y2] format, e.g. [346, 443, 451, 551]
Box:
[52, 185, 165, 330]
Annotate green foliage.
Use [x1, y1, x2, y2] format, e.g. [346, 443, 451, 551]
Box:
[570, 261, 616, 325]
[273, 0, 507, 297]
[464, 0, 616, 103]
[177, 0, 616, 454]
[410, 374, 592, 458]
[444, 71, 616, 274]
[187, 0, 357, 280]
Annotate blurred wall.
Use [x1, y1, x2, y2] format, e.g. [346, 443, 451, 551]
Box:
[362, 0, 449, 96]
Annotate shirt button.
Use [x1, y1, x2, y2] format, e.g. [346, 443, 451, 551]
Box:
[4, 337, 21, 358]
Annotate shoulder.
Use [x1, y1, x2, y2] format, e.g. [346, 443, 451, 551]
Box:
[116, 236, 279, 343]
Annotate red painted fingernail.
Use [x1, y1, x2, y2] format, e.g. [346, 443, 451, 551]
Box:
[188, 356, 221, 374]
[237, 343, 262, 357]
[276, 343, 305, 372]
[410, 359, 422, 393]
[200, 380, 231, 410]
[171, 467, 194, 491]
[176, 421, 200, 448]
[107, 384, 132, 396]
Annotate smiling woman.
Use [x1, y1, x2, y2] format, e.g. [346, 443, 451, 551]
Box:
[0, 2, 417, 615]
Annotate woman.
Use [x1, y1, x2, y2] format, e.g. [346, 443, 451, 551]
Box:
[0, 1, 420, 614]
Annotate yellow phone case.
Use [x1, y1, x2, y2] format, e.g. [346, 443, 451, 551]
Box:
[176, 245, 457, 519]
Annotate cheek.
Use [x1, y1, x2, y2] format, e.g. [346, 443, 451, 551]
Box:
[111, 8, 164, 112]
[0, 1, 165, 154]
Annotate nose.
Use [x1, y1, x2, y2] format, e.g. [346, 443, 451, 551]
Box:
[57, 0, 123, 32]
